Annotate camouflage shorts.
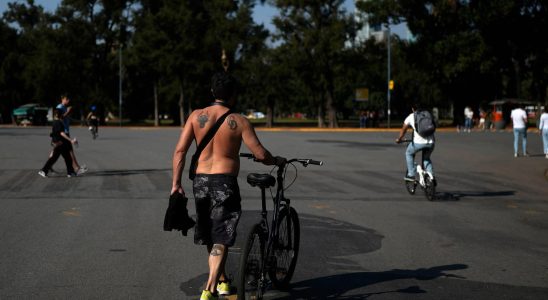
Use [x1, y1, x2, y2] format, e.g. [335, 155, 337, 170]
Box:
[192, 174, 242, 247]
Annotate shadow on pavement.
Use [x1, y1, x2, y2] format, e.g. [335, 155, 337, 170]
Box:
[308, 139, 397, 150]
[85, 168, 170, 176]
[436, 191, 515, 201]
[276, 264, 467, 299]
[180, 212, 385, 298]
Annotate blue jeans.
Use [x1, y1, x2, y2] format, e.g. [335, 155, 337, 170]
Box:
[513, 128, 527, 154]
[464, 118, 473, 130]
[406, 142, 435, 177]
[542, 130, 548, 154]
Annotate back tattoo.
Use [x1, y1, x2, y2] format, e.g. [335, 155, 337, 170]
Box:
[198, 114, 209, 128]
[227, 116, 237, 130]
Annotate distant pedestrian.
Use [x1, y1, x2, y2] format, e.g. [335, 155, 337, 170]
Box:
[38, 109, 77, 177]
[539, 106, 548, 159]
[55, 95, 87, 174]
[479, 109, 486, 130]
[464, 106, 474, 133]
[359, 111, 367, 128]
[510, 104, 528, 157]
[485, 110, 493, 131]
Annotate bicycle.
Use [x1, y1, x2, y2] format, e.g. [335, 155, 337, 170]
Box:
[397, 139, 436, 201]
[88, 121, 98, 139]
[237, 153, 323, 300]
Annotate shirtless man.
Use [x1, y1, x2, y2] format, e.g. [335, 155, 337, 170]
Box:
[171, 72, 285, 300]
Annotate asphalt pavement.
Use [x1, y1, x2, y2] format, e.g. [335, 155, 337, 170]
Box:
[1, 126, 547, 299]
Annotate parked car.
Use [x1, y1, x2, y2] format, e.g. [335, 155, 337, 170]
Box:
[247, 111, 265, 119]
[12, 103, 49, 125]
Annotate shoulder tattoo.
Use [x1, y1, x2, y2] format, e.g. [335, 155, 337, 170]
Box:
[227, 116, 237, 130]
[198, 114, 208, 128]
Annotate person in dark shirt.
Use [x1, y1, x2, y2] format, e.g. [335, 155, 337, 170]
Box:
[38, 109, 78, 177]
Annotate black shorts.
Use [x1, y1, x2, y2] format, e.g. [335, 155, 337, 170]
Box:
[193, 174, 241, 247]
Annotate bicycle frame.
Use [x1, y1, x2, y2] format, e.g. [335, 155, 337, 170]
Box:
[256, 164, 290, 285]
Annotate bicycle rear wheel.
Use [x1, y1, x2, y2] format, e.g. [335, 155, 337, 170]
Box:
[238, 224, 265, 300]
[269, 206, 300, 289]
[424, 175, 436, 201]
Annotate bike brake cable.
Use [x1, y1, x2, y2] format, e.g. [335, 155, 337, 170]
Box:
[283, 163, 298, 192]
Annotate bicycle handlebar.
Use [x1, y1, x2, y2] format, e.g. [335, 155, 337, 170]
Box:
[239, 153, 323, 167]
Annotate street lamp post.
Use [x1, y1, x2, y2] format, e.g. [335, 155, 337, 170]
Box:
[386, 24, 391, 128]
[118, 43, 123, 127]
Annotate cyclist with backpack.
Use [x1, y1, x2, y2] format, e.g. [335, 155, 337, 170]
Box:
[396, 104, 436, 184]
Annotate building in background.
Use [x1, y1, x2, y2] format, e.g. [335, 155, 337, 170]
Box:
[353, 0, 412, 44]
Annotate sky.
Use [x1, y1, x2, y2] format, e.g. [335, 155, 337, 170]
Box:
[0, 0, 408, 38]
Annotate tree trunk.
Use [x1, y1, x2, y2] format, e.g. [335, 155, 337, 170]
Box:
[266, 96, 274, 128]
[154, 82, 159, 127]
[179, 84, 185, 127]
[326, 91, 338, 128]
[317, 103, 325, 128]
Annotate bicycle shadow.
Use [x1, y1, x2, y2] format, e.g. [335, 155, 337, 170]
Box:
[435, 190, 515, 201]
[275, 264, 468, 299]
[180, 212, 385, 297]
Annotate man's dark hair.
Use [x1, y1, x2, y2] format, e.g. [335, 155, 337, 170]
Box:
[211, 72, 237, 101]
[411, 103, 423, 111]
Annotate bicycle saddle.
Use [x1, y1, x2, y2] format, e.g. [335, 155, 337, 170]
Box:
[247, 173, 276, 188]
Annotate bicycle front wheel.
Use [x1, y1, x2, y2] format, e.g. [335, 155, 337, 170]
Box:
[238, 224, 265, 300]
[424, 175, 436, 201]
[269, 206, 300, 289]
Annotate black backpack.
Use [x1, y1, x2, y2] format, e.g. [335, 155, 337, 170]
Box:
[414, 110, 436, 137]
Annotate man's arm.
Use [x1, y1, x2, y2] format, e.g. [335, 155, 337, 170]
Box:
[64, 106, 72, 118]
[241, 118, 283, 166]
[396, 123, 410, 143]
[171, 112, 196, 195]
[60, 131, 75, 143]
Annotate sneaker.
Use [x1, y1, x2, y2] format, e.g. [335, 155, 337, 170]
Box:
[514, 153, 518, 158]
[217, 281, 231, 296]
[77, 165, 88, 175]
[38, 170, 47, 178]
[200, 290, 218, 300]
[545, 154, 548, 159]
[404, 175, 415, 182]
[67, 173, 78, 178]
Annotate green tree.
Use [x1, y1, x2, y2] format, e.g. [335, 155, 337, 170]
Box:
[271, 0, 352, 127]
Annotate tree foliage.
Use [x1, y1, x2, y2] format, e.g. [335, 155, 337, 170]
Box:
[1, 0, 547, 126]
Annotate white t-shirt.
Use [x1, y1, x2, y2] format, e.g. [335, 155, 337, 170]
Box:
[540, 112, 548, 131]
[404, 113, 434, 144]
[464, 107, 473, 119]
[510, 108, 527, 129]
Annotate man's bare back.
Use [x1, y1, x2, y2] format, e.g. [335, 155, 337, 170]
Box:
[171, 102, 277, 194]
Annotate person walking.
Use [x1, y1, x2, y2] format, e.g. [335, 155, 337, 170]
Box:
[171, 72, 285, 300]
[539, 106, 548, 159]
[55, 95, 87, 174]
[38, 109, 78, 177]
[396, 104, 436, 184]
[464, 106, 474, 133]
[511, 104, 528, 157]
